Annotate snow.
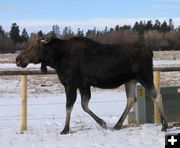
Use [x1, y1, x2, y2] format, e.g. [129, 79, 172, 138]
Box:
[0, 62, 180, 148]
[0, 92, 173, 148]
[153, 60, 180, 66]
[0, 63, 41, 69]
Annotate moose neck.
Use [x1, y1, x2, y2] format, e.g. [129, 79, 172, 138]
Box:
[41, 40, 65, 69]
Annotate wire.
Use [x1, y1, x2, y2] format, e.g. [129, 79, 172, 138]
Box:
[0, 114, 121, 121]
[0, 100, 126, 107]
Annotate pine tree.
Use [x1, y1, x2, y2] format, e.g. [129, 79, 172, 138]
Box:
[21, 28, 29, 42]
[133, 21, 145, 34]
[37, 30, 44, 38]
[77, 28, 84, 37]
[62, 27, 68, 37]
[154, 20, 161, 31]
[85, 30, 92, 37]
[104, 26, 108, 34]
[120, 25, 131, 30]
[52, 25, 60, 37]
[168, 18, 174, 31]
[68, 26, 73, 36]
[110, 28, 114, 32]
[133, 22, 139, 32]
[85, 28, 96, 39]
[115, 25, 120, 31]
[9, 23, 21, 44]
[0, 25, 5, 36]
[160, 21, 169, 33]
[138, 21, 145, 34]
[92, 27, 96, 35]
[145, 20, 153, 31]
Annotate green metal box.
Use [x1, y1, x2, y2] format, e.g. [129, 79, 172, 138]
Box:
[132, 85, 180, 123]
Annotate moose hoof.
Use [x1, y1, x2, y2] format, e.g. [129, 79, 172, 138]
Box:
[99, 119, 107, 129]
[161, 126, 168, 132]
[60, 129, 70, 135]
[113, 125, 122, 130]
[41, 66, 47, 73]
[161, 122, 168, 132]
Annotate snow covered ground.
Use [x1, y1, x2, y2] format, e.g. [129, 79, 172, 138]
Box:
[0, 61, 180, 148]
[1, 91, 177, 148]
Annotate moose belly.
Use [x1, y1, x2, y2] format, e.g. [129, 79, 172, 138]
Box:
[88, 73, 135, 89]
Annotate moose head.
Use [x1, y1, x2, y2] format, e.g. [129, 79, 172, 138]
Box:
[16, 32, 56, 73]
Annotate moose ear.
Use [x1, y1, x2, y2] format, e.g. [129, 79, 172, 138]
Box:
[41, 39, 49, 44]
[40, 31, 55, 44]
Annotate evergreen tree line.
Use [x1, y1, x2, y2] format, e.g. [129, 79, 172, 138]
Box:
[0, 23, 28, 53]
[0, 19, 180, 53]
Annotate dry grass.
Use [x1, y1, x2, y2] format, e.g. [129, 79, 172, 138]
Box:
[0, 53, 18, 63]
[169, 120, 180, 128]
[0, 51, 180, 64]
[153, 51, 180, 60]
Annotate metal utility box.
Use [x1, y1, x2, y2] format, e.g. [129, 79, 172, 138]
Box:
[132, 85, 180, 124]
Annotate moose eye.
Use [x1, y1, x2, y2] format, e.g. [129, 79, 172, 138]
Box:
[32, 46, 36, 50]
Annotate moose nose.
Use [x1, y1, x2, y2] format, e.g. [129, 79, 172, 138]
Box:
[16, 56, 21, 67]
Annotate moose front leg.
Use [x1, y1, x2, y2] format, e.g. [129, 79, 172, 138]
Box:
[80, 87, 107, 129]
[40, 60, 47, 73]
[61, 86, 77, 134]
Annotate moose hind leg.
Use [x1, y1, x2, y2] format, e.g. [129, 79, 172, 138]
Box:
[80, 87, 107, 128]
[61, 86, 77, 134]
[147, 86, 168, 131]
[114, 80, 137, 130]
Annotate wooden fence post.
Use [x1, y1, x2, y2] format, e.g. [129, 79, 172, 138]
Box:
[153, 71, 161, 124]
[21, 75, 27, 131]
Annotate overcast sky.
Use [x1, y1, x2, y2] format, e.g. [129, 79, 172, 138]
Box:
[1, 0, 180, 33]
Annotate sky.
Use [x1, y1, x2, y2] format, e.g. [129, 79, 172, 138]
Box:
[1, 0, 180, 33]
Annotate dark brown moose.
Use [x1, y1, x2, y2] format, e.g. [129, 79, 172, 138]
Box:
[16, 35, 168, 134]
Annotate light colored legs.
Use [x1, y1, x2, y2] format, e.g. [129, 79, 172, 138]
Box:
[61, 82, 168, 134]
[80, 87, 107, 128]
[147, 87, 168, 131]
[114, 80, 137, 129]
[61, 86, 77, 134]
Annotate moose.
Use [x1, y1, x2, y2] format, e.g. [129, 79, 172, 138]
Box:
[16, 35, 168, 134]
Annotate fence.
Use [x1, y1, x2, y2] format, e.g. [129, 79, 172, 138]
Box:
[0, 67, 180, 131]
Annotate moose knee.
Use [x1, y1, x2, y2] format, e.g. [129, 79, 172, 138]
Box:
[81, 100, 89, 112]
[147, 87, 158, 100]
[127, 97, 136, 105]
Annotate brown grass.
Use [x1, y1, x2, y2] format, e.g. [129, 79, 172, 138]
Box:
[0, 53, 18, 63]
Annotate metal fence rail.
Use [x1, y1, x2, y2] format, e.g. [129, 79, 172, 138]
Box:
[0, 66, 180, 76]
